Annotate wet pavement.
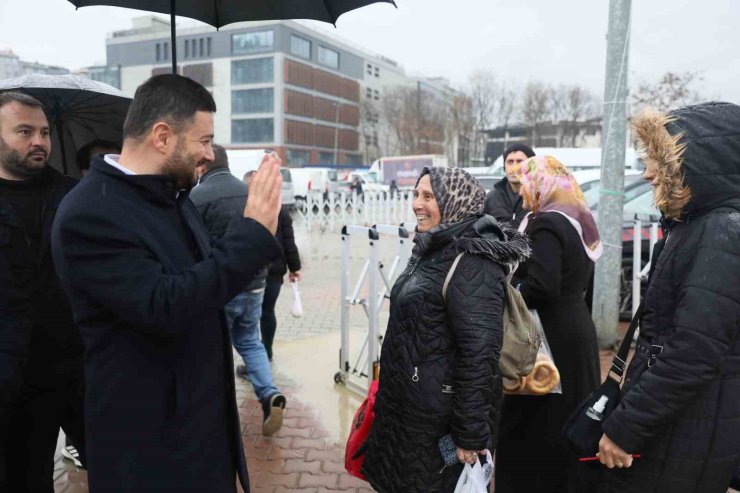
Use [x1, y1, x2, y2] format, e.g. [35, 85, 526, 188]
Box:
[51, 225, 738, 492]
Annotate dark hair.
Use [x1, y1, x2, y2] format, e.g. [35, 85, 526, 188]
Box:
[0, 91, 44, 112]
[123, 74, 216, 140]
[502, 143, 536, 162]
[76, 139, 121, 171]
[202, 143, 228, 172]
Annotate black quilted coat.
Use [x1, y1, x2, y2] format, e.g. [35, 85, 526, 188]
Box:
[363, 216, 530, 492]
[601, 102, 740, 492]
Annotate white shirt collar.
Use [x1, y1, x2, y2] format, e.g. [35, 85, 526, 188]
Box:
[103, 154, 137, 175]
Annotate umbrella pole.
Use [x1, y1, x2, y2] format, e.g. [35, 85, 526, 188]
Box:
[170, 0, 178, 73]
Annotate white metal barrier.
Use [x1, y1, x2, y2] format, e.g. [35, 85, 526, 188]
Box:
[295, 191, 416, 232]
[630, 214, 661, 339]
[334, 223, 414, 395]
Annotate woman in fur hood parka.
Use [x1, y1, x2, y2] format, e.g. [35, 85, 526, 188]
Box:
[598, 102, 740, 493]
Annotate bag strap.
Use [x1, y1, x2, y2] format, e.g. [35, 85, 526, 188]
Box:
[609, 302, 643, 380]
[442, 253, 465, 301]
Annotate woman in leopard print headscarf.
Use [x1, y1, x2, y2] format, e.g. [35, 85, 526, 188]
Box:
[363, 166, 531, 492]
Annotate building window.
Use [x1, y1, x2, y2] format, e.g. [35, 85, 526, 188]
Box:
[156, 43, 161, 62]
[287, 149, 311, 166]
[232, 30, 274, 55]
[374, 67, 380, 78]
[373, 89, 380, 101]
[317, 46, 339, 69]
[198, 38, 204, 57]
[207, 37, 212, 57]
[366, 64, 372, 75]
[290, 35, 311, 59]
[232, 88, 274, 114]
[318, 151, 335, 164]
[365, 87, 372, 98]
[163, 42, 169, 61]
[184, 40, 189, 58]
[232, 118, 274, 143]
[345, 154, 364, 165]
[231, 58, 274, 84]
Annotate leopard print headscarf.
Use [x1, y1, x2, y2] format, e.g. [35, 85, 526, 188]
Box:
[417, 167, 485, 224]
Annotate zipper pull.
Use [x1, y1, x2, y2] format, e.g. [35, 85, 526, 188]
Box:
[412, 366, 419, 382]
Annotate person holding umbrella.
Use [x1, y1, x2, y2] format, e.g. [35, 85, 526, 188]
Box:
[0, 91, 86, 491]
[52, 74, 282, 493]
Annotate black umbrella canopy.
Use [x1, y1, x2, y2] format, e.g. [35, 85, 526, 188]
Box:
[0, 73, 131, 178]
[67, 0, 397, 72]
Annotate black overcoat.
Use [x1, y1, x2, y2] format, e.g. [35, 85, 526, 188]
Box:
[52, 157, 280, 492]
[496, 211, 601, 493]
[363, 216, 529, 493]
[601, 102, 740, 493]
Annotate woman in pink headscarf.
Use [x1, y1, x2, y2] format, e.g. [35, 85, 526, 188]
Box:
[495, 155, 603, 493]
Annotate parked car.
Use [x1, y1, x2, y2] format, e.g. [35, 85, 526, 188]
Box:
[224, 149, 295, 208]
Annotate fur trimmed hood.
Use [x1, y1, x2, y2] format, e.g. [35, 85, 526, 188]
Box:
[631, 101, 740, 220]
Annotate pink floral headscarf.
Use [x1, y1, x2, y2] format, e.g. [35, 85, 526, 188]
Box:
[517, 155, 603, 261]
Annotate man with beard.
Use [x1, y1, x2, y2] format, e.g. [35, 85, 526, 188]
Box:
[0, 91, 85, 491]
[51, 74, 282, 493]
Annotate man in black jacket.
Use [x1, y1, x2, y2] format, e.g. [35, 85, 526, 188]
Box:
[52, 74, 282, 493]
[483, 143, 535, 227]
[190, 145, 286, 436]
[0, 91, 85, 491]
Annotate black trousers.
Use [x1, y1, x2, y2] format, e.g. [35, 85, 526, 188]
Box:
[5, 368, 85, 493]
[260, 278, 283, 359]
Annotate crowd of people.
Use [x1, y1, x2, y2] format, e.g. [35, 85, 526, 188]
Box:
[1, 72, 739, 493]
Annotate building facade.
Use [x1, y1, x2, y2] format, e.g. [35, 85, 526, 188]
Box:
[0, 49, 70, 80]
[105, 17, 455, 166]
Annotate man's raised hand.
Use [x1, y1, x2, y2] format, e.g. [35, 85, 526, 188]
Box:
[244, 152, 282, 234]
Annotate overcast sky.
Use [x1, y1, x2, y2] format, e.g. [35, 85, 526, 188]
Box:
[1, 0, 738, 102]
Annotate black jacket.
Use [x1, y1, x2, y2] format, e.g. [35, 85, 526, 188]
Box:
[602, 102, 740, 493]
[483, 177, 526, 228]
[190, 167, 268, 291]
[52, 157, 280, 493]
[363, 216, 529, 493]
[0, 167, 79, 400]
[268, 206, 301, 281]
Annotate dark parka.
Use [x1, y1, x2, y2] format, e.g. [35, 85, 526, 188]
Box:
[483, 177, 526, 228]
[601, 102, 740, 493]
[190, 167, 268, 291]
[363, 216, 530, 493]
[268, 206, 301, 281]
[51, 157, 280, 493]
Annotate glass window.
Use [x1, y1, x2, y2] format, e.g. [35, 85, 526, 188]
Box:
[232, 88, 274, 114]
[624, 190, 660, 218]
[184, 40, 189, 58]
[290, 35, 311, 59]
[280, 168, 293, 182]
[199, 38, 204, 57]
[231, 58, 274, 84]
[232, 30, 274, 55]
[156, 43, 161, 62]
[319, 152, 335, 164]
[287, 150, 310, 166]
[345, 154, 364, 166]
[207, 37, 212, 56]
[232, 119, 274, 143]
[163, 42, 169, 61]
[318, 46, 339, 69]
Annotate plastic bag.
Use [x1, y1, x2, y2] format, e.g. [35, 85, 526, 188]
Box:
[290, 281, 303, 318]
[454, 452, 493, 493]
[502, 310, 562, 395]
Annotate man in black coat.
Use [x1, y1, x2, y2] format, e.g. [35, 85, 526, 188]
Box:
[0, 91, 85, 491]
[52, 74, 282, 493]
[190, 145, 286, 436]
[598, 102, 740, 493]
[483, 143, 535, 227]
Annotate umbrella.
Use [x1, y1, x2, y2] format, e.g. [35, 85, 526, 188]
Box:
[67, 0, 397, 74]
[0, 73, 131, 177]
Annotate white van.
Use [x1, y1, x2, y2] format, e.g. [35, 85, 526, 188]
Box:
[224, 149, 296, 208]
[290, 167, 340, 204]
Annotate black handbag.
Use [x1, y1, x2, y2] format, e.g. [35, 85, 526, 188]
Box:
[560, 302, 643, 458]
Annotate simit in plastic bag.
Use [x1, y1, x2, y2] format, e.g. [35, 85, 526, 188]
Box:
[502, 310, 562, 395]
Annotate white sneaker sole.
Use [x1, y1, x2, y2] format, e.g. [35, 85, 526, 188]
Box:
[262, 406, 284, 436]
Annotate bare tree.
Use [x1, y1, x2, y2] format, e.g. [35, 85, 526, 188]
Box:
[467, 70, 499, 161]
[446, 93, 475, 166]
[521, 81, 552, 146]
[378, 86, 449, 157]
[632, 71, 705, 113]
[551, 84, 600, 146]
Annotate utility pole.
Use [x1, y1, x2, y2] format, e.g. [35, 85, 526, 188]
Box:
[593, 0, 631, 348]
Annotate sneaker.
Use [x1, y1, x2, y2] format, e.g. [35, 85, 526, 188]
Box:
[61, 445, 83, 468]
[261, 393, 286, 436]
[235, 364, 248, 379]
